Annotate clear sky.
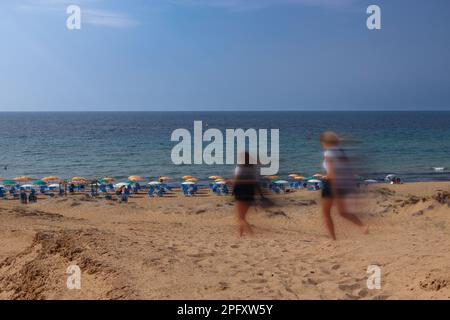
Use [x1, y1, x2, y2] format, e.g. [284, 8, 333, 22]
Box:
[1, 0, 450, 111]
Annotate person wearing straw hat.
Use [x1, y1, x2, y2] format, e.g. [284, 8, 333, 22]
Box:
[320, 131, 368, 240]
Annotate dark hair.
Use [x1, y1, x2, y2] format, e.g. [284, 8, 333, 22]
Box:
[241, 151, 254, 167]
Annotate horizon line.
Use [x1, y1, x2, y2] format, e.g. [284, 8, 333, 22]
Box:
[0, 110, 449, 113]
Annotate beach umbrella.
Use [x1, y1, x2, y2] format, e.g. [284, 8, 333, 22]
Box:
[181, 181, 195, 185]
[186, 178, 198, 182]
[148, 181, 162, 185]
[123, 179, 135, 184]
[264, 175, 280, 180]
[72, 177, 88, 182]
[288, 174, 300, 178]
[313, 173, 325, 178]
[42, 176, 60, 182]
[208, 175, 222, 180]
[102, 177, 115, 182]
[214, 178, 224, 183]
[114, 182, 130, 188]
[14, 176, 34, 182]
[182, 175, 195, 180]
[364, 179, 378, 184]
[214, 180, 226, 185]
[2, 180, 16, 185]
[48, 183, 60, 188]
[32, 180, 47, 185]
[293, 176, 305, 180]
[158, 176, 171, 181]
[97, 179, 108, 184]
[274, 180, 289, 184]
[307, 179, 321, 183]
[21, 184, 34, 189]
[128, 175, 144, 181]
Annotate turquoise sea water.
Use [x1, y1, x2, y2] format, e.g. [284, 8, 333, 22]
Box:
[0, 112, 449, 182]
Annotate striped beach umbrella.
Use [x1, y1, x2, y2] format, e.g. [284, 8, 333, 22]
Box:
[42, 176, 60, 182]
[14, 176, 34, 182]
[128, 176, 144, 181]
[32, 180, 47, 185]
[71, 177, 89, 184]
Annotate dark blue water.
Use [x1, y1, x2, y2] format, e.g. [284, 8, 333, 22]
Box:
[0, 112, 449, 182]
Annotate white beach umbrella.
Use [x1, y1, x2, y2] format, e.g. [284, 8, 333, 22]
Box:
[307, 179, 321, 183]
[114, 182, 130, 188]
[274, 180, 289, 184]
[181, 181, 195, 185]
[148, 181, 162, 185]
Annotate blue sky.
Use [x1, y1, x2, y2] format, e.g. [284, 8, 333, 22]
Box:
[1, 0, 450, 111]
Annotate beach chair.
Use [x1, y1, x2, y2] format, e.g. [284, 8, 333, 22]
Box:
[182, 185, 190, 197]
[147, 187, 155, 197]
[0, 189, 4, 199]
[120, 194, 128, 203]
[212, 185, 220, 196]
[222, 185, 229, 195]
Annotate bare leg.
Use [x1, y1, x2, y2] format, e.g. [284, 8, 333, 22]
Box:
[335, 197, 369, 234]
[321, 197, 336, 240]
[235, 201, 254, 238]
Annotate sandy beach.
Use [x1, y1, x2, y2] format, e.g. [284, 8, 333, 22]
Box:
[0, 182, 449, 300]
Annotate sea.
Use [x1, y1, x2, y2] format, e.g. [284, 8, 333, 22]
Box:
[0, 111, 449, 183]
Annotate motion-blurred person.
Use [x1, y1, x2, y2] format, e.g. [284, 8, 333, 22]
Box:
[231, 152, 260, 238]
[320, 131, 368, 240]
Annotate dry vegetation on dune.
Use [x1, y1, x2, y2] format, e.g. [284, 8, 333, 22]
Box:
[0, 182, 449, 300]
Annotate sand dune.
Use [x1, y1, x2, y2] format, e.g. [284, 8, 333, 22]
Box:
[0, 182, 449, 300]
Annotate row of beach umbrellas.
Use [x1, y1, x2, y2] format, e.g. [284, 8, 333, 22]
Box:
[0, 173, 327, 188]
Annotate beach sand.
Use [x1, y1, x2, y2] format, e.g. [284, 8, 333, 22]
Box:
[0, 182, 449, 300]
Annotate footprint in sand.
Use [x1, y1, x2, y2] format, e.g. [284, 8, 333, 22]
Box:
[331, 264, 341, 270]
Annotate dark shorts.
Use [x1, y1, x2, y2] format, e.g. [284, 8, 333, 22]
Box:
[233, 184, 256, 202]
[321, 180, 353, 198]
